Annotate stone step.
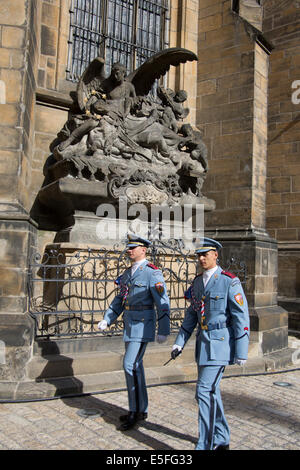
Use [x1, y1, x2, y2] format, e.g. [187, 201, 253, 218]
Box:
[27, 339, 259, 380]
[33, 334, 259, 356]
[19, 363, 198, 400]
[18, 347, 296, 401]
[33, 335, 126, 356]
[26, 343, 196, 380]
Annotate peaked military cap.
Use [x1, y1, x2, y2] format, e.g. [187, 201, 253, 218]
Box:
[195, 237, 222, 254]
[126, 233, 152, 248]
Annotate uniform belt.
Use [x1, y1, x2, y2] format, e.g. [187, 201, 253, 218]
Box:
[124, 304, 153, 311]
[199, 320, 231, 331]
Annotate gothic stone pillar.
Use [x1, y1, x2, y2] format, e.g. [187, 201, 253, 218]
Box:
[198, 1, 288, 356]
[0, 0, 38, 394]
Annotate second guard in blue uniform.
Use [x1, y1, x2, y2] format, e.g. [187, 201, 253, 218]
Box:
[98, 234, 170, 430]
[172, 237, 250, 450]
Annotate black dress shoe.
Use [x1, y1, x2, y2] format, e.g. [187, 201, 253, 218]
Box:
[213, 444, 230, 450]
[119, 412, 139, 431]
[119, 412, 147, 423]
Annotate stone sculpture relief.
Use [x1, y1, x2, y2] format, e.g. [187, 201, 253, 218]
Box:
[38, 48, 215, 227]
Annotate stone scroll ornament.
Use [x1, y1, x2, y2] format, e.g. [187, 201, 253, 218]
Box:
[47, 48, 214, 208]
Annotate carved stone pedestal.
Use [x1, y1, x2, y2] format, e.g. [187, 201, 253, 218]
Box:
[37, 176, 108, 231]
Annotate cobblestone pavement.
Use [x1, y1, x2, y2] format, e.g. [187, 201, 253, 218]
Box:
[0, 367, 300, 451]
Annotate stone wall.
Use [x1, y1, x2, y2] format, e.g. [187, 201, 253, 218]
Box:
[263, 0, 300, 301]
[169, 0, 199, 125]
[0, 0, 38, 382]
[37, 0, 72, 95]
[198, 1, 267, 230]
[196, 0, 288, 354]
[31, 0, 72, 239]
[0, 0, 38, 313]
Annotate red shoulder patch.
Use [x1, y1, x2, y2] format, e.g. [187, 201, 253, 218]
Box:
[147, 263, 159, 270]
[221, 270, 236, 279]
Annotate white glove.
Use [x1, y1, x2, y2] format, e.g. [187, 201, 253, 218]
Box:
[98, 320, 108, 331]
[171, 344, 183, 359]
[157, 335, 168, 344]
[235, 358, 247, 366]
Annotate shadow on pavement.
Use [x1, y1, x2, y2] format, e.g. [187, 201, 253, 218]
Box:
[35, 340, 196, 450]
[61, 392, 197, 450]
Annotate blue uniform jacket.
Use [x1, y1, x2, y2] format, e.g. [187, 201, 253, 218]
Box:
[104, 260, 170, 342]
[175, 266, 250, 365]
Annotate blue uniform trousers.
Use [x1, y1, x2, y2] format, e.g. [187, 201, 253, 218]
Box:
[195, 365, 230, 450]
[123, 341, 148, 414]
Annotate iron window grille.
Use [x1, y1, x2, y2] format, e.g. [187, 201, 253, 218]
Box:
[67, 0, 169, 82]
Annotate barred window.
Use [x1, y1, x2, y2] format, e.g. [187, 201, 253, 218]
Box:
[67, 0, 169, 82]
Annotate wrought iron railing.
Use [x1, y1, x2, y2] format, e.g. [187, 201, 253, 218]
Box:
[28, 239, 195, 338]
[28, 239, 247, 338]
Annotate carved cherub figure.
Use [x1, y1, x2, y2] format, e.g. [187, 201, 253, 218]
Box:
[158, 87, 189, 132]
[179, 123, 208, 172]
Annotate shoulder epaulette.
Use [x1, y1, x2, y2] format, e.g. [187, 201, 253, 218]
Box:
[147, 263, 159, 270]
[115, 268, 130, 284]
[221, 270, 236, 279]
[114, 274, 122, 285]
[184, 285, 192, 299]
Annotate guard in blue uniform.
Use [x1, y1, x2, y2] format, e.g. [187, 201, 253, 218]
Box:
[172, 238, 249, 450]
[98, 234, 170, 430]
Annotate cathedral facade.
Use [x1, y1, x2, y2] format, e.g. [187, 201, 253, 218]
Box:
[0, 0, 299, 395]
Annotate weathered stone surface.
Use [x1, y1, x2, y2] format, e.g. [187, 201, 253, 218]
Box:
[239, 1, 263, 31]
[261, 326, 288, 355]
[40, 25, 57, 57]
[263, 2, 300, 304]
[0, 0, 26, 26]
[2, 26, 25, 48]
[0, 313, 35, 381]
[0, 314, 35, 348]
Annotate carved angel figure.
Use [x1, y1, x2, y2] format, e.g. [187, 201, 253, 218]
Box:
[56, 60, 136, 154]
[53, 48, 198, 161]
[48, 48, 210, 205]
